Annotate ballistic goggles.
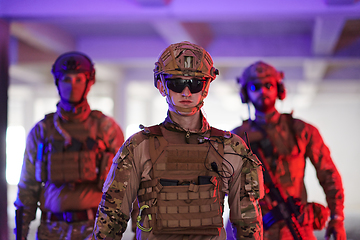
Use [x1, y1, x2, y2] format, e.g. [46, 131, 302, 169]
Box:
[248, 82, 274, 92]
[165, 78, 208, 93]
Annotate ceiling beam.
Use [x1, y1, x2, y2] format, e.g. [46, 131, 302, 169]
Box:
[152, 21, 213, 48]
[312, 16, 346, 56]
[325, 0, 360, 5]
[10, 65, 48, 83]
[334, 19, 360, 52]
[303, 59, 328, 81]
[77, 36, 165, 63]
[77, 34, 312, 63]
[10, 22, 76, 54]
[3, 0, 360, 21]
[133, 0, 171, 6]
[181, 22, 213, 49]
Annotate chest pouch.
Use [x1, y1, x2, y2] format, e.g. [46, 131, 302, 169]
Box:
[47, 150, 98, 184]
[35, 112, 107, 185]
[137, 137, 225, 236]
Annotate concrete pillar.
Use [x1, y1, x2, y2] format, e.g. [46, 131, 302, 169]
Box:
[114, 74, 127, 137]
[0, 18, 9, 240]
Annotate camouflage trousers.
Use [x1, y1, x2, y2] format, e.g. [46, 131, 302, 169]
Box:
[225, 220, 316, 240]
[37, 220, 94, 240]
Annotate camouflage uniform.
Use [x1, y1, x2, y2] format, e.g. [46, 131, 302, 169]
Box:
[92, 112, 264, 240]
[14, 100, 124, 240]
[232, 110, 345, 240]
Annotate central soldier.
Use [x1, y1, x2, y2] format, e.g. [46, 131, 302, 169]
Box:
[92, 41, 264, 240]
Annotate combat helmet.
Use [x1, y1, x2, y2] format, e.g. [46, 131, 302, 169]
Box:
[153, 41, 219, 87]
[238, 61, 283, 85]
[238, 61, 286, 103]
[51, 51, 95, 85]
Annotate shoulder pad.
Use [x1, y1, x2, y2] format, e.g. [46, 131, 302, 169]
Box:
[139, 124, 163, 136]
[283, 113, 293, 121]
[231, 120, 251, 136]
[227, 134, 250, 156]
[43, 113, 55, 126]
[44, 112, 55, 120]
[114, 130, 149, 164]
[241, 120, 252, 129]
[242, 119, 250, 124]
[90, 110, 104, 119]
[210, 127, 231, 139]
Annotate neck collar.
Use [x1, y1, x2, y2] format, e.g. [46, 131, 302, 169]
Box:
[253, 109, 281, 126]
[163, 111, 210, 134]
[57, 99, 91, 122]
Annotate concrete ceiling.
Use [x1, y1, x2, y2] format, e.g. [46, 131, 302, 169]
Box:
[1, 0, 360, 86]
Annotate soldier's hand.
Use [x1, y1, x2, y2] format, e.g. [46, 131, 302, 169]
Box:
[324, 219, 346, 240]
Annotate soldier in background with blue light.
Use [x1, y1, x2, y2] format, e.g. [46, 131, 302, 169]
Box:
[14, 51, 124, 239]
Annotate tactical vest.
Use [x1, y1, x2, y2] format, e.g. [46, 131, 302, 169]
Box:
[35, 111, 113, 187]
[137, 125, 227, 236]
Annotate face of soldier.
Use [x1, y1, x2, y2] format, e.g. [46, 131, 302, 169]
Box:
[58, 73, 93, 104]
[246, 76, 278, 114]
[157, 76, 209, 116]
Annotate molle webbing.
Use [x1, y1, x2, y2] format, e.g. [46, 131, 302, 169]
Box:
[37, 112, 103, 184]
[47, 151, 97, 183]
[138, 177, 223, 235]
[138, 125, 225, 235]
[148, 125, 225, 174]
[152, 143, 220, 177]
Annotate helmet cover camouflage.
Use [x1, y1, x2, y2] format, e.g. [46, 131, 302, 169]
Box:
[238, 61, 284, 85]
[51, 51, 95, 84]
[153, 41, 219, 87]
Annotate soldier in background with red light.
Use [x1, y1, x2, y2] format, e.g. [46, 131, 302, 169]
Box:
[14, 51, 124, 239]
[230, 61, 346, 240]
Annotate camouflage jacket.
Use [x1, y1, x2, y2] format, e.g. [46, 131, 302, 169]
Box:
[14, 100, 124, 238]
[92, 112, 264, 240]
[232, 110, 345, 221]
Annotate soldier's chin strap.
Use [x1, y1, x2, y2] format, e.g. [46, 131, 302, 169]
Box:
[160, 75, 210, 116]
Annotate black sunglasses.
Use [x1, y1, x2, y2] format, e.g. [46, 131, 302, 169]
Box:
[248, 82, 274, 92]
[165, 78, 207, 93]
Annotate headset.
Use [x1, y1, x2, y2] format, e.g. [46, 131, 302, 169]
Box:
[237, 73, 286, 103]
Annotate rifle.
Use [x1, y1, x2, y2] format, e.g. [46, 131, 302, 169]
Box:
[247, 136, 307, 240]
[15, 206, 23, 240]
